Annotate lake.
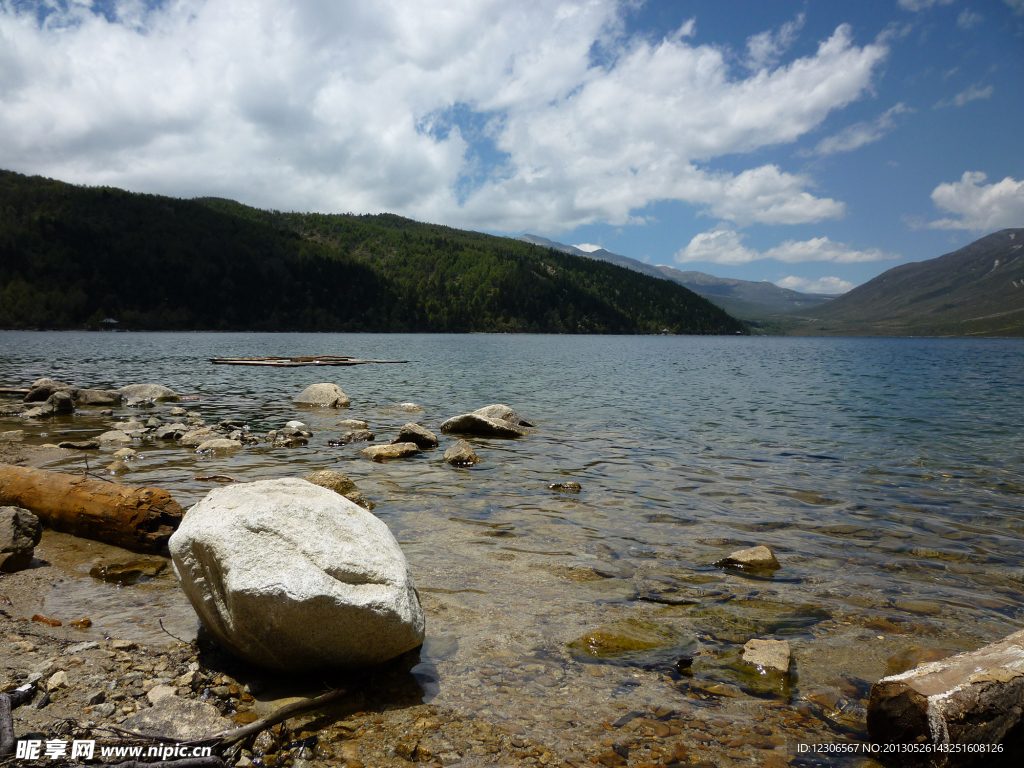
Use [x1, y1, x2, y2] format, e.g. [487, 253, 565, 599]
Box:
[2, 331, 1023, 764]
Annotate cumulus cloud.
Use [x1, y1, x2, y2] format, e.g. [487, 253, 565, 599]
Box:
[675, 227, 894, 265]
[808, 103, 911, 156]
[775, 276, 856, 294]
[746, 13, 805, 70]
[0, 1, 888, 233]
[957, 9, 984, 29]
[928, 172, 1024, 230]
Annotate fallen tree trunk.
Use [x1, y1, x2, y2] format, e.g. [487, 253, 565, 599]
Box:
[0, 466, 183, 553]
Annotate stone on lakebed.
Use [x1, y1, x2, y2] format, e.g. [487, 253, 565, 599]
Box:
[362, 442, 420, 462]
[714, 545, 780, 573]
[294, 382, 350, 408]
[741, 638, 791, 674]
[443, 440, 479, 467]
[393, 423, 438, 449]
[119, 383, 179, 402]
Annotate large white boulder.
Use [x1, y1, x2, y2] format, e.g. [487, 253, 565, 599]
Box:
[169, 478, 424, 671]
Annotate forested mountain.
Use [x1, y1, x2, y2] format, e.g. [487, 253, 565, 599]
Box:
[0, 170, 745, 334]
[786, 230, 1024, 337]
[520, 234, 834, 320]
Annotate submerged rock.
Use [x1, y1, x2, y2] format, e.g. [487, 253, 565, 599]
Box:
[741, 638, 791, 674]
[568, 620, 687, 664]
[57, 440, 99, 450]
[294, 382, 350, 408]
[106, 459, 130, 474]
[154, 424, 187, 440]
[119, 383, 179, 401]
[304, 470, 375, 511]
[74, 389, 123, 407]
[714, 545, 780, 573]
[362, 443, 420, 462]
[169, 478, 424, 670]
[329, 429, 375, 445]
[394, 402, 425, 413]
[179, 428, 219, 447]
[97, 430, 133, 444]
[549, 481, 582, 493]
[304, 470, 357, 496]
[90, 558, 166, 585]
[885, 646, 956, 676]
[868, 628, 1024, 759]
[336, 419, 369, 430]
[0, 506, 42, 573]
[439, 413, 527, 438]
[47, 391, 75, 414]
[195, 438, 243, 452]
[394, 423, 438, 449]
[443, 440, 479, 467]
[471, 404, 534, 427]
[23, 378, 72, 402]
[22, 404, 55, 419]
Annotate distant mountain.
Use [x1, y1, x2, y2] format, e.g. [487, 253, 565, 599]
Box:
[519, 234, 835, 320]
[786, 229, 1024, 337]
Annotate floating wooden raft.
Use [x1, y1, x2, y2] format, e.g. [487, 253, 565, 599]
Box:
[209, 354, 408, 367]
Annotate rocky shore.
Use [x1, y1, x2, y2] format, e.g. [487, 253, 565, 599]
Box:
[3, 378, 1023, 767]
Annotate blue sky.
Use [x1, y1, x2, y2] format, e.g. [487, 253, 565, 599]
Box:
[1, 0, 1022, 293]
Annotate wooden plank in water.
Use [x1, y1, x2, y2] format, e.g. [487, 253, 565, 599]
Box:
[209, 355, 408, 367]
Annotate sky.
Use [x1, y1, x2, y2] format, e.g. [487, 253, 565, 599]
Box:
[1, 1, 1022, 294]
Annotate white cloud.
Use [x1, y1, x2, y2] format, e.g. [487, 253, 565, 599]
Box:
[1006, 0, 1024, 15]
[775, 276, 856, 294]
[957, 9, 984, 29]
[574, 243, 604, 252]
[927, 172, 1024, 230]
[0, 1, 888, 233]
[746, 13, 805, 71]
[675, 227, 895, 265]
[808, 103, 911, 156]
[675, 228, 758, 265]
[898, 0, 954, 10]
[934, 83, 994, 108]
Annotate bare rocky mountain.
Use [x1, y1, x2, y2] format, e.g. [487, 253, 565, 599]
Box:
[519, 234, 835, 320]
[785, 229, 1024, 337]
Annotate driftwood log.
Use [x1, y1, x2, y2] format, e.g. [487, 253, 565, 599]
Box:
[209, 355, 408, 367]
[0, 466, 183, 553]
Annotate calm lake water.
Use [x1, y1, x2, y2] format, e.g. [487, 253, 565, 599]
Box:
[2, 331, 1023, 764]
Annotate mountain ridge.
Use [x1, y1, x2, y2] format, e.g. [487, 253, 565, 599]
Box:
[785, 229, 1024, 337]
[519, 234, 835, 321]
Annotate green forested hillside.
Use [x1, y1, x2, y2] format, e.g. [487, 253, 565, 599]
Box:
[0, 170, 745, 334]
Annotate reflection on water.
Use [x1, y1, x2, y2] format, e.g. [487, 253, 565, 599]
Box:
[2, 331, 1024, 762]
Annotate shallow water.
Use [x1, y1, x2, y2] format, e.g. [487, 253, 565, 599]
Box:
[2, 331, 1023, 763]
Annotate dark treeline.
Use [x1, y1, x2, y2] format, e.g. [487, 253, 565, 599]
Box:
[1, 170, 746, 334]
